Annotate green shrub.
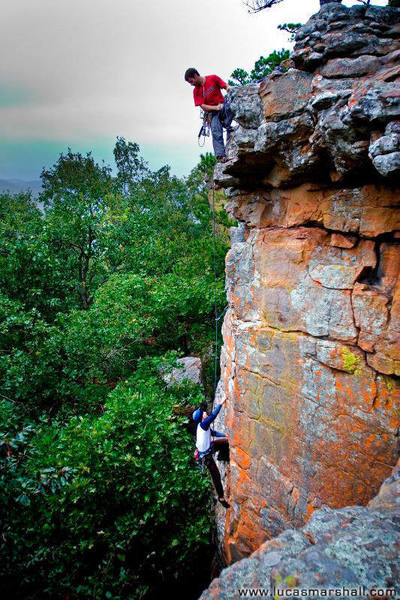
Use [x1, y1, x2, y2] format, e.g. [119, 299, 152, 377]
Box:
[0, 146, 226, 598]
[0, 376, 213, 599]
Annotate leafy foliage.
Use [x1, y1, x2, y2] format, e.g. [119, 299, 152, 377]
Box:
[40, 149, 119, 310]
[186, 153, 216, 193]
[0, 193, 73, 318]
[0, 144, 228, 412]
[0, 373, 213, 599]
[277, 23, 302, 42]
[229, 49, 290, 85]
[0, 141, 230, 598]
[113, 136, 150, 195]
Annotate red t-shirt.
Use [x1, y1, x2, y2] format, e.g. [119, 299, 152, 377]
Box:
[193, 74, 227, 107]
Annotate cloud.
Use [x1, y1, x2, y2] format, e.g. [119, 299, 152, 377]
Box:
[0, 0, 388, 179]
[0, 83, 36, 108]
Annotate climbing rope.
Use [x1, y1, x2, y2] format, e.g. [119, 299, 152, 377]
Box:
[211, 180, 228, 395]
[211, 181, 218, 393]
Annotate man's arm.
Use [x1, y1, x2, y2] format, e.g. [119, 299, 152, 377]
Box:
[211, 429, 226, 438]
[200, 103, 223, 112]
[200, 404, 222, 430]
[200, 399, 227, 431]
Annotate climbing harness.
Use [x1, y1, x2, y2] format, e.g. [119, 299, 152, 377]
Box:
[194, 449, 208, 474]
[198, 110, 210, 147]
[194, 443, 216, 474]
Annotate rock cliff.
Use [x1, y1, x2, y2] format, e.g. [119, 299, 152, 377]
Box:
[200, 469, 400, 599]
[211, 1, 400, 569]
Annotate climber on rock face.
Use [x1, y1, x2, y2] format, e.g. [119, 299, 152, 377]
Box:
[184, 68, 233, 162]
[192, 398, 230, 508]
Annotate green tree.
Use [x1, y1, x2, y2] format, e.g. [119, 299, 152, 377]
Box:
[40, 150, 124, 310]
[0, 292, 64, 408]
[186, 153, 216, 193]
[0, 193, 72, 318]
[113, 136, 150, 195]
[0, 145, 228, 411]
[0, 144, 228, 598]
[229, 48, 290, 85]
[277, 23, 302, 42]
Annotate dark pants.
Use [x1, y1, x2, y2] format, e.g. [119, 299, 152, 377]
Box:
[209, 100, 233, 158]
[203, 438, 229, 498]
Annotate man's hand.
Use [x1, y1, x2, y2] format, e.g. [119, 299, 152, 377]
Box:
[200, 103, 223, 112]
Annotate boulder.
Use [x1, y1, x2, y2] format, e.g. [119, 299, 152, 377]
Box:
[161, 356, 203, 388]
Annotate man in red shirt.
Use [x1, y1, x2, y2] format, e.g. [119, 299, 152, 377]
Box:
[184, 68, 233, 162]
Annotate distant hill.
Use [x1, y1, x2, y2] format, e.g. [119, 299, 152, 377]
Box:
[0, 179, 42, 198]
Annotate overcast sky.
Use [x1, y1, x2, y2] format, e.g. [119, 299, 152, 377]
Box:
[0, 0, 388, 181]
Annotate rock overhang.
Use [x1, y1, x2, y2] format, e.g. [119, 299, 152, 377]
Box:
[215, 3, 400, 190]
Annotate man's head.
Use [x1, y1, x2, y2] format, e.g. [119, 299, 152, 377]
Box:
[184, 67, 202, 87]
[192, 402, 208, 423]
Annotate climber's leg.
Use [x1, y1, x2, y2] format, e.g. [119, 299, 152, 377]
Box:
[204, 454, 224, 499]
[219, 99, 233, 130]
[212, 438, 229, 447]
[210, 112, 226, 159]
[212, 438, 230, 462]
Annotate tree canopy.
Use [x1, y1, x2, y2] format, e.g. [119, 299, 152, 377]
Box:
[0, 143, 230, 599]
[229, 49, 291, 85]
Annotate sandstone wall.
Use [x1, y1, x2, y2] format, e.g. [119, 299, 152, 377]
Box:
[212, 3, 400, 564]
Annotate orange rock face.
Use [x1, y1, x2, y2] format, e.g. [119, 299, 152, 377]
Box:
[213, 2, 400, 566]
[217, 202, 400, 563]
[218, 185, 400, 563]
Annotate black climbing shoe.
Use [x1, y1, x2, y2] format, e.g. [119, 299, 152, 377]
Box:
[217, 448, 230, 462]
[218, 498, 230, 509]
